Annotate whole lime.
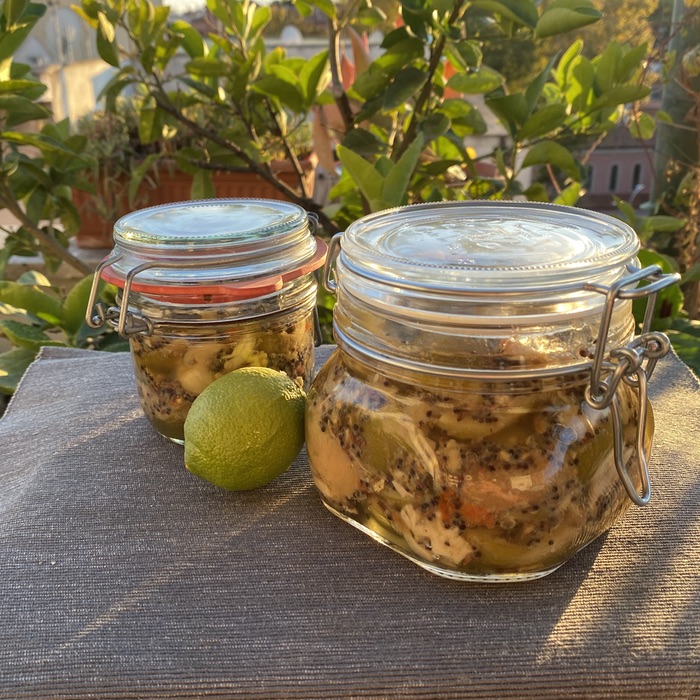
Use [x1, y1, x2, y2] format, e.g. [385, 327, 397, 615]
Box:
[183, 366, 306, 490]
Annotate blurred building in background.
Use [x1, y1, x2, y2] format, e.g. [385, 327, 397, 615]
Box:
[14, 0, 162, 124]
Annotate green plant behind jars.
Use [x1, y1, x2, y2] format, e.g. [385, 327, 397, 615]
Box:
[75, 0, 325, 221]
[0, 272, 128, 394]
[0, 0, 94, 278]
[75, 0, 653, 235]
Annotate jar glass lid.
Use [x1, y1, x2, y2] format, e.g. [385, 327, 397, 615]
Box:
[102, 199, 324, 298]
[113, 198, 308, 250]
[341, 201, 639, 292]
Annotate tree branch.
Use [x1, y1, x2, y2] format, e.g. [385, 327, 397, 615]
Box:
[393, 0, 468, 161]
[0, 190, 93, 276]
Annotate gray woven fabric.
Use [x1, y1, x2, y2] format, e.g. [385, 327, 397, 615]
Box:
[0, 344, 698, 699]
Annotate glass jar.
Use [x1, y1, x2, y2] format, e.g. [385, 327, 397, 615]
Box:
[306, 201, 678, 582]
[85, 199, 327, 443]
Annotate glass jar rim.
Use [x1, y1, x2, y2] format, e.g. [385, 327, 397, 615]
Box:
[101, 198, 326, 301]
[113, 198, 309, 250]
[340, 200, 640, 295]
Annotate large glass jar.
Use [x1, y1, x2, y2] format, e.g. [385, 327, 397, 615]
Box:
[85, 199, 326, 443]
[306, 201, 677, 582]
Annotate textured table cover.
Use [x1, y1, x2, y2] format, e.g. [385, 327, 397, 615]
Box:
[0, 344, 698, 700]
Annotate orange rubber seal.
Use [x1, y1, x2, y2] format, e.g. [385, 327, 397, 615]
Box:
[101, 238, 328, 302]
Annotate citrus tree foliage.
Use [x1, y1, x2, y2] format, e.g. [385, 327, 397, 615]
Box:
[0, 0, 93, 276]
[541, 0, 659, 59]
[76, 0, 652, 232]
[0, 0, 126, 390]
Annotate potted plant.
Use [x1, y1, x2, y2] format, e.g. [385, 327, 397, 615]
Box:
[72, 98, 316, 248]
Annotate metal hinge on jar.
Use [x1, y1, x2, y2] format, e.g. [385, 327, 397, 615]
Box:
[584, 264, 680, 506]
[85, 255, 154, 337]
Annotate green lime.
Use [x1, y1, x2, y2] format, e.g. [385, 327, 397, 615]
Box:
[184, 366, 306, 491]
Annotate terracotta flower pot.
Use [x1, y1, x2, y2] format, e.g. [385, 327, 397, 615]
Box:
[74, 159, 316, 249]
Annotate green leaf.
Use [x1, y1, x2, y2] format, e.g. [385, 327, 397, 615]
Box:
[417, 112, 450, 141]
[0, 347, 36, 395]
[185, 57, 229, 77]
[617, 42, 648, 84]
[554, 181, 583, 206]
[523, 182, 550, 202]
[446, 40, 482, 70]
[248, 4, 272, 42]
[337, 145, 385, 205]
[442, 99, 487, 137]
[425, 0, 450, 13]
[628, 112, 656, 141]
[485, 94, 529, 137]
[299, 50, 328, 105]
[634, 249, 685, 328]
[170, 19, 206, 58]
[178, 76, 217, 99]
[295, 1, 313, 17]
[138, 97, 161, 144]
[96, 12, 120, 67]
[666, 327, 700, 376]
[374, 38, 426, 76]
[591, 84, 650, 110]
[4, 0, 32, 26]
[340, 128, 386, 156]
[382, 135, 424, 207]
[644, 215, 685, 234]
[0, 281, 62, 324]
[16, 271, 51, 287]
[0, 94, 49, 127]
[0, 3, 45, 67]
[192, 169, 216, 199]
[0, 78, 43, 95]
[301, 0, 335, 18]
[536, 3, 601, 39]
[614, 196, 638, 226]
[516, 104, 567, 141]
[566, 55, 594, 112]
[595, 41, 622, 93]
[525, 54, 560, 113]
[446, 66, 504, 94]
[352, 67, 391, 101]
[61, 275, 98, 338]
[2, 130, 83, 156]
[471, 0, 538, 27]
[522, 140, 579, 180]
[128, 154, 160, 206]
[357, 6, 386, 26]
[97, 71, 136, 111]
[555, 39, 583, 87]
[383, 66, 427, 110]
[252, 75, 304, 113]
[0, 319, 66, 352]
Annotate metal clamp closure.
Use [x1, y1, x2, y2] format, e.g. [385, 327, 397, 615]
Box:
[583, 265, 679, 506]
[322, 232, 343, 293]
[83, 255, 156, 338]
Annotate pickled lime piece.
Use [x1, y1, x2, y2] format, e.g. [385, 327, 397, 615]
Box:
[466, 528, 565, 572]
[360, 411, 439, 479]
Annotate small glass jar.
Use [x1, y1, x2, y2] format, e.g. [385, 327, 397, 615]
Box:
[85, 199, 327, 443]
[306, 201, 677, 582]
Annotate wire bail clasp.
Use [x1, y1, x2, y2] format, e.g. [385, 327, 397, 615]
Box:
[322, 232, 343, 293]
[85, 255, 122, 330]
[584, 265, 679, 506]
[84, 254, 153, 338]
